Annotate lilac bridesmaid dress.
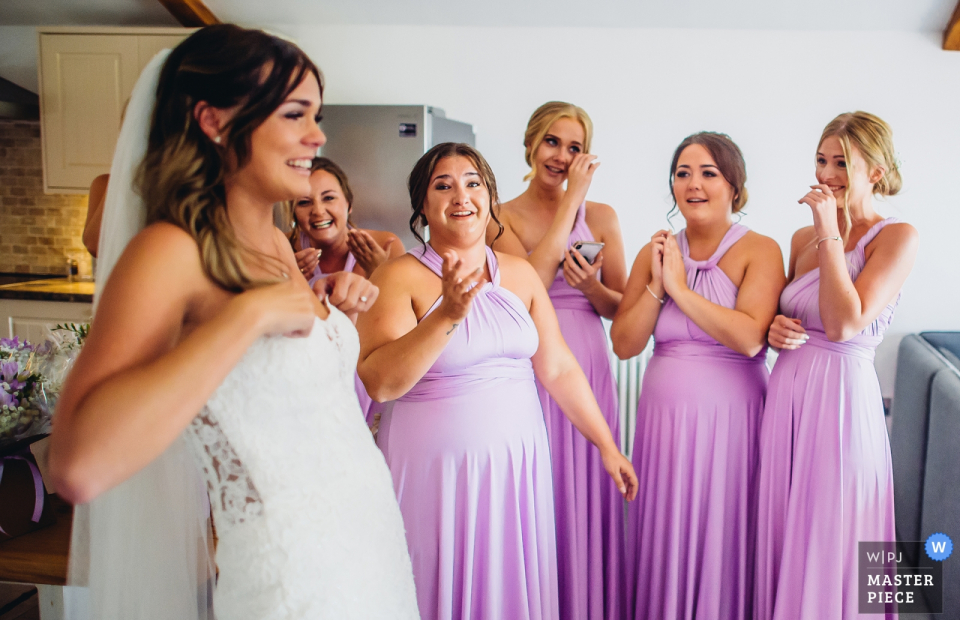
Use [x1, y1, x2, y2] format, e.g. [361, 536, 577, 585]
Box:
[626, 223, 767, 620]
[378, 244, 559, 620]
[536, 203, 625, 620]
[755, 218, 902, 620]
[300, 230, 380, 424]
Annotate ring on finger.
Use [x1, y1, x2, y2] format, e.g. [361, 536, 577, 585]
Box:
[359, 295, 368, 303]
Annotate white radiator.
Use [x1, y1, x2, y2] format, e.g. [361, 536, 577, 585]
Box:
[607, 340, 654, 459]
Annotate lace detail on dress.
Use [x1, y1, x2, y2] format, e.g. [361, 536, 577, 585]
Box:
[180, 309, 419, 619]
[188, 408, 263, 526]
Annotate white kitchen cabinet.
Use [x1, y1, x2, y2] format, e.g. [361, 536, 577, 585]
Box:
[0, 298, 92, 343]
[37, 27, 193, 194]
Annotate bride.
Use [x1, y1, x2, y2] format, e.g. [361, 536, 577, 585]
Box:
[47, 24, 419, 620]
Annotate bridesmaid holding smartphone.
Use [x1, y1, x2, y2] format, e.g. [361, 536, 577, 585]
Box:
[491, 102, 628, 620]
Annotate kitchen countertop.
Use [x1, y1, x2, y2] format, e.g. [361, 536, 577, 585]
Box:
[0, 279, 94, 303]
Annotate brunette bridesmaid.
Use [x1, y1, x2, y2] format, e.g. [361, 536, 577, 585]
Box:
[755, 112, 917, 620]
[611, 132, 785, 620]
[491, 102, 628, 620]
[358, 143, 637, 620]
[289, 157, 403, 423]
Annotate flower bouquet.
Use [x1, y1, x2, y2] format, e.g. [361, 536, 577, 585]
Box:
[0, 325, 85, 539]
[0, 324, 87, 451]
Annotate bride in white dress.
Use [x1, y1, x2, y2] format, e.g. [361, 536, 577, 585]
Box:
[47, 24, 419, 620]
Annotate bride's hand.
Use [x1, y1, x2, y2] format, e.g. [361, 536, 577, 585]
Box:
[313, 272, 379, 319]
[600, 444, 638, 501]
[235, 280, 317, 338]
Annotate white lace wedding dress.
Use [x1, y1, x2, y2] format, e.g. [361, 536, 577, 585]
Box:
[184, 307, 420, 619]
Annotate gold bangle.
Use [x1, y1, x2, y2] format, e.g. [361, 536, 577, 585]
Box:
[646, 284, 665, 304]
[816, 236, 842, 250]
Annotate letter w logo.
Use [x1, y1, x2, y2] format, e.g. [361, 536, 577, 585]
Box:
[932, 541, 947, 554]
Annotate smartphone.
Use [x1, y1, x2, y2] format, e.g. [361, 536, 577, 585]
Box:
[571, 241, 604, 267]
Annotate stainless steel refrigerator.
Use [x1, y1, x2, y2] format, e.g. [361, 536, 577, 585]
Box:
[318, 105, 476, 248]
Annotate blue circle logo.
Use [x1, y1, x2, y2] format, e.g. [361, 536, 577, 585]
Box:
[925, 533, 953, 562]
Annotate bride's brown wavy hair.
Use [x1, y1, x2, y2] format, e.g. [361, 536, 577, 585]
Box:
[137, 24, 323, 292]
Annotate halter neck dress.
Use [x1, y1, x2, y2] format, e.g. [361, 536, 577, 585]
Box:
[377, 244, 559, 620]
[300, 230, 380, 425]
[537, 202, 626, 620]
[626, 223, 767, 620]
[755, 218, 902, 620]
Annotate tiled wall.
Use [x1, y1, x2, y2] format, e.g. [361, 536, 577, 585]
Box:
[0, 120, 91, 276]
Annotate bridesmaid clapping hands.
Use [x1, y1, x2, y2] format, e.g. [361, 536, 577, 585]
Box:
[612, 132, 785, 620]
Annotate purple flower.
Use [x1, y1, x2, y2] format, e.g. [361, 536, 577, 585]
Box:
[0, 336, 33, 352]
[0, 388, 18, 408]
[1, 360, 25, 392]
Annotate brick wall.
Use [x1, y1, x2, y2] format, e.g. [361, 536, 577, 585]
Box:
[0, 120, 92, 276]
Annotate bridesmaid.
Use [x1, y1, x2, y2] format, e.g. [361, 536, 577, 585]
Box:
[611, 132, 785, 620]
[357, 142, 637, 620]
[491, 101, 628, 620]
[289, 157, 404, 423]
[755, 112, 918, 619]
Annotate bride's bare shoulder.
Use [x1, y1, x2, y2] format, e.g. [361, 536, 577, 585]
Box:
[100, 222, 209, 307]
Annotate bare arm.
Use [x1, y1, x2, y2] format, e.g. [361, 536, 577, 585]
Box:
[496, 154, 599, 288]
[356, 252, 483, 402]
[49, 224, 318, 504]
[610, 237, 664, 359]
[505, 256, 636, 500]
[663, 231, 785, 358]
[82, 174, 109, 257]
[798, 185, 918, 342]
[818, 223, 918, 341]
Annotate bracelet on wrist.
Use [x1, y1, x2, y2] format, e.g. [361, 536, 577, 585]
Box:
[816, 235, 842, 250]
[646, 284, 665, 304]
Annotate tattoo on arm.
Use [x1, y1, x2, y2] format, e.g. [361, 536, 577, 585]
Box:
[446, 323, 459, 336]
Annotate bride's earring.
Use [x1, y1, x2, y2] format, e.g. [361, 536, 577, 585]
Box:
[213, 135, 222, 144]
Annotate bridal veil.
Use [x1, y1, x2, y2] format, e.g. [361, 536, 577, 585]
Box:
[67, 48, 214, 620]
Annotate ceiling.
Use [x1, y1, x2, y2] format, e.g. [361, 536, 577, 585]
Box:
[0, 0, 956, 31]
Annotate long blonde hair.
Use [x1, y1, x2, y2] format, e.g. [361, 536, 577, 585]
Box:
[137, 24, 322, 292]
[818, 111, 902, 239]
[522, 101, 593, 182]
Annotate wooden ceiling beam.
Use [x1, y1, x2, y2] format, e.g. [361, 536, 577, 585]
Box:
[157, 0, 220, 27]
[945, 1, 960, 51]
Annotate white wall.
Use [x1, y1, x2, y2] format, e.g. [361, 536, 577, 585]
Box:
[272, 24, 960, 396]
[2, 23, 957, 394]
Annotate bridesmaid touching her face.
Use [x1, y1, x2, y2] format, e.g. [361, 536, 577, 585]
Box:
[611, 132, 785, 620]
[755, 112, 918, 620]
[491, 102, 629, 620]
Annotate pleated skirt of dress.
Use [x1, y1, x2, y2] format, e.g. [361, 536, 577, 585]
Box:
[536, 306, 626, 620]
[755, 342, 897, 620]
[379, 378, 559, 620]
[627, 353, 766, 620]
